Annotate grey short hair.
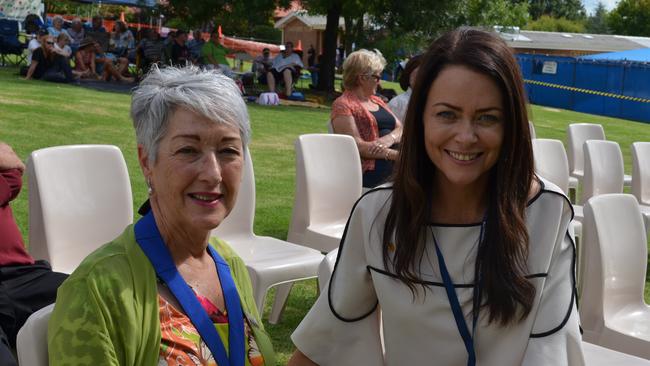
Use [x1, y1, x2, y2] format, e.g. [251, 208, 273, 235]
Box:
[52, 15, 63, 25]
[130, 65, 250, 163]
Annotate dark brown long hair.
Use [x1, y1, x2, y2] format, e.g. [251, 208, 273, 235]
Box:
[382, 28, 535, 325]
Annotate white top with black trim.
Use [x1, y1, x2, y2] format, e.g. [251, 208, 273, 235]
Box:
[291, 178, 585, 365]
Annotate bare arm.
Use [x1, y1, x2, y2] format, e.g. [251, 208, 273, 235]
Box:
[332, 115, 399, 161]
[90, 51, 97, 75]
[25, 60, 38, 80]
[287, 350, 319, 366]
[0, 143, 25, 172]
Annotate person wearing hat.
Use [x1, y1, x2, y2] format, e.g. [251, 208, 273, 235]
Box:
[74, 37, 99, 79]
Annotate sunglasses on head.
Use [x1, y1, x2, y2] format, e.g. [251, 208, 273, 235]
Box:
[46, 41, 55, 45]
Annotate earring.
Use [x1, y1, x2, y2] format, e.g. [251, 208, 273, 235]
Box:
[147, 178, 153, 195]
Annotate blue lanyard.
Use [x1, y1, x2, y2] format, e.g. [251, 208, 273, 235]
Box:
[431, 221, 485, 366]
[134, 211, 245, 366]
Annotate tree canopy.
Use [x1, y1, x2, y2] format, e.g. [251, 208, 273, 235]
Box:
[608, 0, 650, 36]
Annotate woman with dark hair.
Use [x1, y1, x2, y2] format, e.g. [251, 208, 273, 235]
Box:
[387, 54, 422, 123]
[288, 28, 584, 365]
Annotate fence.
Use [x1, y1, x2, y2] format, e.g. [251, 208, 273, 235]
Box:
[517, 54, 650, 123]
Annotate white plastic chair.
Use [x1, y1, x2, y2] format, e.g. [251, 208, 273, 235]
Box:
[212, 148, 323, 324]
[27, 145, 133, 274]
[16, 303, 54, 366]
[532, 138, 583, 243]
[567, 123, 606, 182]
[581, 140, 624, 205]
[579, 194, 650, 359]
[583, 341, 650, 365]
[287, 134, 362, 252]
[567, 123, 631, 186]
[631, 142, 650, 227]
[532, 138, 571, 194]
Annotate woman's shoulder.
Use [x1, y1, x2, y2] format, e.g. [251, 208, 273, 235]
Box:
[528, 176, 573, 217]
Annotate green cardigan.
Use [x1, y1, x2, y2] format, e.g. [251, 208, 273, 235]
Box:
[48, 224, 276, 365]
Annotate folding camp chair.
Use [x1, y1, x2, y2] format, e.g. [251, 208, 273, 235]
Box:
[0, 19, 26, 66]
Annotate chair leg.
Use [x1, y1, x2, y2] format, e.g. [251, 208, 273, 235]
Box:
[268, 282, 294, 325]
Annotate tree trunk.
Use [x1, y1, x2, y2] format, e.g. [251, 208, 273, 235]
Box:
[317, 0, 342, 94]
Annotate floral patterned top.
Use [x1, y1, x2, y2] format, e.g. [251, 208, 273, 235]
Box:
[158, 293, 265, 366]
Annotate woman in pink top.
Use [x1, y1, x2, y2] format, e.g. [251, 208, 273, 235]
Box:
[331, 49, 403, 189]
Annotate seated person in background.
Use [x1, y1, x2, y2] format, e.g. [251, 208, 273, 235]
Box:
[110, 20, 134, 58]
[201, 30, 234, 77]
[187, 30, 205, 64]
[0, 142, 67, 366]
[48, 66, 276, 365]
[162, 31, 176, 65]
[25, 35, 75, 83]
[331, 49, 402, 189]
[387, 54, 422, 123]
[171, 30, 190, 66]
[26, 28, 48, 66]
[47, 15, 69, 40]
[93, 41, 134, 83]
[74, 38, 99, 79]
[307, 54, 322, 89]
[86, 15, 106, 33]
[53, 33, 72, 59]
[252, 47, 272, 85]
[267, 41, 303, 97]
[66, 18, 85, 53]
[137, 29, 164, 73]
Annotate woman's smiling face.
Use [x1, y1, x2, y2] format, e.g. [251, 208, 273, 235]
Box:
[423, 64, 505, 192]
[140, 108, 244, 235]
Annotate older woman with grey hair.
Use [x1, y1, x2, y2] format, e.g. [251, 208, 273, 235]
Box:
[47, 15, 69, 40]
[48, 66, 276, 366]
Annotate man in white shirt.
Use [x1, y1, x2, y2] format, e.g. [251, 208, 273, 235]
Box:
[267, 41, 303, 96]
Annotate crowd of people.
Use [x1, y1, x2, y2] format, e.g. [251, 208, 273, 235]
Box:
[1, 27, 588, 366]
[22, 15, 243, 85]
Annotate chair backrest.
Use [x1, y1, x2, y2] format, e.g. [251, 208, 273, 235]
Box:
[532, 138, 570, 194]
[27, 145, 133, 274]
[528, 121, 536, 140]
[0, 19, 19, 37]
[211, 147, 255, 239]
[16, 303, 55, 366]
[581, 140, 624, 204]
[288, 134, 362, 245]
[567, 123, 605, 176]
[579, 194, 648, 332]
[631, 142, 650, 206]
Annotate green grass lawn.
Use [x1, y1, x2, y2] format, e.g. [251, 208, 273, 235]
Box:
[1, 66, 649, 364]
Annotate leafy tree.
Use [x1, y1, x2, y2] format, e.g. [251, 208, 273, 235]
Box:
[462, 0, 529, 28]
[528, 0, 586, 21]
[524, 15, 585, 32]
[608, 0, 650, 36]
[585, 2, 610, 34]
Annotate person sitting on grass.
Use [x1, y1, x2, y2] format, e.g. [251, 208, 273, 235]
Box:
[137, 29, 164, 74]
[52, 33, 72, 59]
[201, 30, 234, 77]
[93, 41, 134, 83]
[170, 30, 191, 66]
[74, 38, 99, 79]
[110, 20, 134, 58]
[25, 35, 75, 83]
[66, 18, 85, 53]
[47, 15, 69, 40]
[267, 41, 303, 97]
[187, 30, 205, 64]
